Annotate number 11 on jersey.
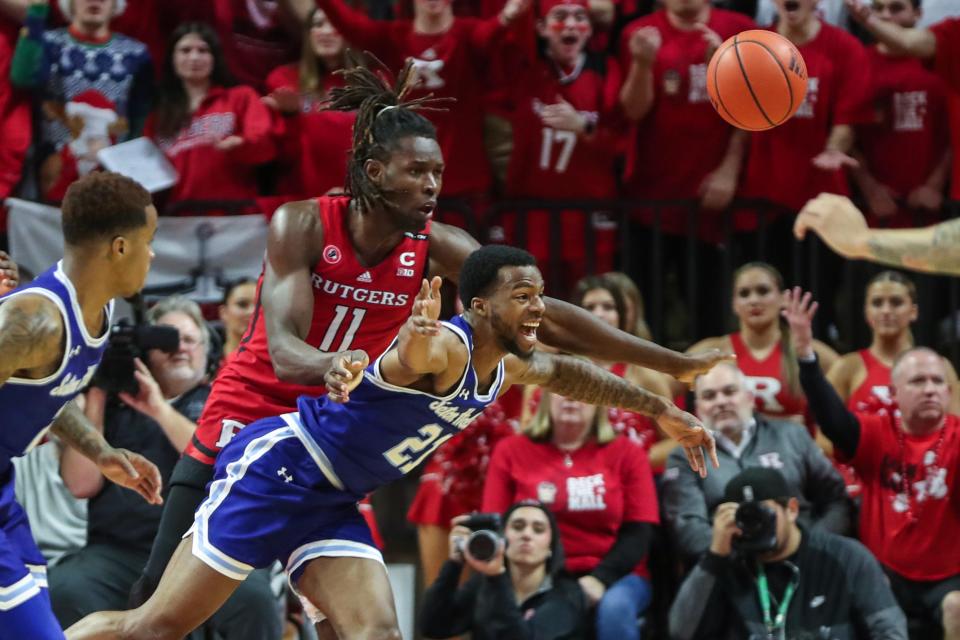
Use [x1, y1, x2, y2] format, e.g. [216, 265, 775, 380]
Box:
[319, 305, 366, 351]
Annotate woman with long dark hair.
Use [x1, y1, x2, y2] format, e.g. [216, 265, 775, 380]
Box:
[146, 22, 276, 209]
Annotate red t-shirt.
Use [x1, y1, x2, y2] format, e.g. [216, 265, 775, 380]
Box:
[483, 434, 659, 577]
[145, 85, 276, 206]
[730, 332, 807, 419]
[743, 23, 873, 212]
[0, 18, 30, 205]
[859, 48, 950, 225]
[318, 0, 509, 197]
[841, 413, 960, 581]
[931, 18, 960, 200]
[186, 195, 431, 464]
[211, 0, 299, 91]
[847, 349, 895, 416]
[618, 8, 755, 232]
[265, 64, 354, 198]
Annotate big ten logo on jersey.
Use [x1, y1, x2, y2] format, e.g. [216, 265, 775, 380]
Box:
[795, 77, 819, 118]
[397, 251, 416, 278]
[745, 375, 785, 414]
[687, 63, 709, 103]
[215, 419, 246, 448]
[893, 91, 927, 132]
[566, 473, 607, 511]
[310, 273, 410, 307]
[410, 51, 445, 90]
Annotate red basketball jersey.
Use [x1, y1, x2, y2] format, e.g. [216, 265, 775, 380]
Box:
[848, 349, 895, 417]
[188, 195, 430, 463]
[729, 332, 807, 419]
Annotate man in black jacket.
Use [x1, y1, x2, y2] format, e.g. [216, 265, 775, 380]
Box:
[669, 467, 907, 640]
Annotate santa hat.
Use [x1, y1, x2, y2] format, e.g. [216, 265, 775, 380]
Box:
[68, 89, 117, 112]
[58, 0, 127, 20]
[537, 0, 588, 17]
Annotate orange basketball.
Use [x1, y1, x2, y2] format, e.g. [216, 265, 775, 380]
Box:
[707, 30, 808, 131]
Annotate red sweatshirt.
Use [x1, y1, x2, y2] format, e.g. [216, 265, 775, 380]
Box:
[146, 85, 276, 207]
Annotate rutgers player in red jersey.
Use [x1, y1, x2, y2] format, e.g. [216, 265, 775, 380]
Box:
[491, 0, 623, 285]
[851, 0, 950, 228]
[315, 0, 531, 200]
[264, 7, 355, 199]
[132, 58, 729, 613]
[686, 262, 838, 423]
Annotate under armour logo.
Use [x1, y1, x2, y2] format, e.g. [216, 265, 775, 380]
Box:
[278, 467, 293, 483]
[460, 389, 471, 400]
[69, 346, 82, 358]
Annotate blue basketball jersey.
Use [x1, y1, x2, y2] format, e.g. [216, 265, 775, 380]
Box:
[293, 315, 505, 496]
[0, 261, 113, 471]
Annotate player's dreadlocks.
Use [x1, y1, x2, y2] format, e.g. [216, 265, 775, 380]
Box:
[326, 53, 451, 213]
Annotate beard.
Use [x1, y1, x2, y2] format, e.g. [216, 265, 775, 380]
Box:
[490, 310, 534, 360]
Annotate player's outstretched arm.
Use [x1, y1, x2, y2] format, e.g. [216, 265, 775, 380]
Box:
[428, 222, 729, 382]
[845, 0, 936, 58]
[50, 400, 164, 505]
[262, 200, 353, 384]
[796, 193, 960, 276]
[0, 294, 63, 386]
[504, 352, 719, 476]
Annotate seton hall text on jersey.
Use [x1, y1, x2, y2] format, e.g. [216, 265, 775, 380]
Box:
[429, 399, 483, 430]
[311, 273, 410, 307]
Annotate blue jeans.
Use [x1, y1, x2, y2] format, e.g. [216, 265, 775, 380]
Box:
[595, 573, 653, 640]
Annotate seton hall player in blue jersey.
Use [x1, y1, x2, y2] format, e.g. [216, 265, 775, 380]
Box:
[0, 173, 162, 639]
[68, 245, 718, 640]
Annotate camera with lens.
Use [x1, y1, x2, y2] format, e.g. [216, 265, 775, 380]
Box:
[732, 501, 778, 554]
[455, 512, 503, 563]
[90, 297, 180, 395]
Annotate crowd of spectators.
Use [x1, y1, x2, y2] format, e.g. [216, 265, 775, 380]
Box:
[3, 0, 960, 638]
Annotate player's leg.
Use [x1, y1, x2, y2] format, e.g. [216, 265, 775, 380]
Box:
[129, 453, 215, 606]
[298, 556, 401, 640]
[65, 538, 242, 640]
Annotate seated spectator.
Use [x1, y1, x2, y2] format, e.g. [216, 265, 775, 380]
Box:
[145, 22, 276, 211]
[686, 262, 838, 423]
[218, 277, 257, 363]
[49, 296, 282, 639]
[661, 362, 851, 561]
[11, 0, 152, 203]
[787, 287, 960, 637]
[264, 7, 354, 200]
[420, 500, 588, 640]
[484, 388, 659, 640]
[851, 0, 951, 228]
[669, 467, 907, 640]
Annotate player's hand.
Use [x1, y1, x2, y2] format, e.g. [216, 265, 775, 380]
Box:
[411, 276, 443, 326]
[812, 149, 859, 172]
[98, 447, 163, 505]
[863, 182, 898, 219]
[781, 287, 817, 360]
[214, 135, 244, 151]
[709, 502, 742, 557]
[698, 166, 738, 211]
[674, 349, 734, 384]
[655, 405, 719, 478]
[262, 89, 302, 115]
[578, 575, 607, 606]
[325, 349, 369, 403]
[907, 183, 944, 212]
[794, 193, 871, 260]
[540, 99, 587, 134]
[117, 359, 166, 420]
[629, 26, 661, 64]
[0, 251, 20, 295]
[695, 22, 723, 61]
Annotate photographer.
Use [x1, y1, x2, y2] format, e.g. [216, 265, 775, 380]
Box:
[669, 468, 906, 640]
[48, 296, 281, 639]
[420, 501, 588, 640]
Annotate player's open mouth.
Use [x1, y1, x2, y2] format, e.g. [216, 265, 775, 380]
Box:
[420, 202, 436, 217]
[520, 321, 540, 342]
[561, 34, 579, 45]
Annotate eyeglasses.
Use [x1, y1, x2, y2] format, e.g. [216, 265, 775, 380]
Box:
[179, 335, 204, 350]
[872, 2, 908, 14]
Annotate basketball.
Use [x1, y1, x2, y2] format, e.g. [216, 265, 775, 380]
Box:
[707, 30, 809, 131]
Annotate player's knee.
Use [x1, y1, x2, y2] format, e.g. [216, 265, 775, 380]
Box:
[942, 591, 960, 630]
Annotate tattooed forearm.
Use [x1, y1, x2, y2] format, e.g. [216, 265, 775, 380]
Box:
[0, 297, 62, 384]
[50, 401, 108, 463]
[865, 219, 960, 276]
[535, 354, 670, 418]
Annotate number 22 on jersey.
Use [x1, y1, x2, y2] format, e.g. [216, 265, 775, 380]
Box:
[319, 305, 367, 351]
